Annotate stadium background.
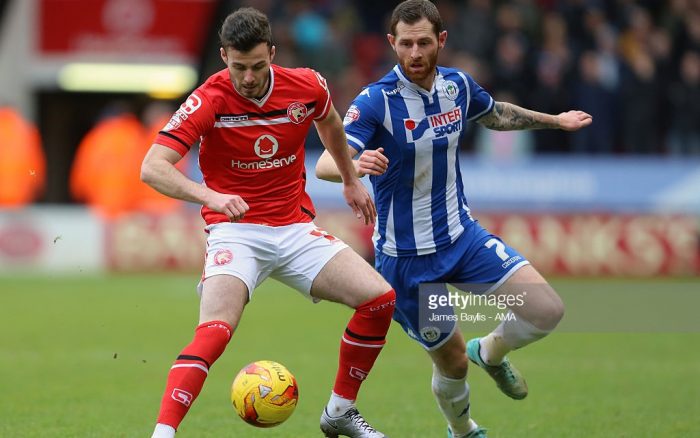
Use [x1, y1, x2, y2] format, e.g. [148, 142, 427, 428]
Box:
[1, 1, 698, 437]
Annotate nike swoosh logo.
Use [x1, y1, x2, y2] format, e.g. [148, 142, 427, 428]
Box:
[457, 407, 468, 417]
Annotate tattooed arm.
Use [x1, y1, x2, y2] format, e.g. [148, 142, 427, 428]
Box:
[477, 101, 592, 131]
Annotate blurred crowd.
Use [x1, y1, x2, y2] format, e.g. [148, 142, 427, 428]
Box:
[246, 0, 700, 156]
[3, 0, 700, 213]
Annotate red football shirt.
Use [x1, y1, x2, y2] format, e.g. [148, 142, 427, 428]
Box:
[154, 65, 332, 226]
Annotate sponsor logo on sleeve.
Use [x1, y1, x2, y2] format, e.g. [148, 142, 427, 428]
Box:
[181, 93, 202, 114]
[163, 93, 202, 131]
[343, 105, 360, 126]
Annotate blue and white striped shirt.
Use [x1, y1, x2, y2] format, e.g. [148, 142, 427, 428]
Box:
[344, 65, 494, 257]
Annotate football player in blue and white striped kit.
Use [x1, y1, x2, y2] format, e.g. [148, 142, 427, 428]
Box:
[317, 1, 591, 437]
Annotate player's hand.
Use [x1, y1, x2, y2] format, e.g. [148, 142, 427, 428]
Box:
[357, 147, 389, 177]
[556, 110, 593, 131]
[343, 179, 376, 225]
[204, 189, 249, 222]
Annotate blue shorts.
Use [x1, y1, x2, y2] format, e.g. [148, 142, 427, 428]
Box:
[375, 220, 529, 350]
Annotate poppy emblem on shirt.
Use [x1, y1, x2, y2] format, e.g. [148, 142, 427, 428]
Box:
[404, 119, 417, 130]
[213, 249, 233, 266]
[287, 102, 308, 124]
[254, 134, 279, 159]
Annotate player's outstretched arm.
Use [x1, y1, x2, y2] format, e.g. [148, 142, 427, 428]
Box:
[141, 144, 248, 221]
[316, 147, 388, 182]
[477, 101, 592, 131]
[314, 105, 377, 224]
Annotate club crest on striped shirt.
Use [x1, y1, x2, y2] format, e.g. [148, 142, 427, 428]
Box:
[287, 102, 308, 124]
[443, 80, 459, 100]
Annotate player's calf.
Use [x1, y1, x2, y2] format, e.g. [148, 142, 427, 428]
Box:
[330, 289, 396, 408]
[322, 289, 395, 437]
[152, 321, 232, 438]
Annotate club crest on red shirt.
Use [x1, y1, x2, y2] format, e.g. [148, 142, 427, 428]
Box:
[287, 102, 308, 124]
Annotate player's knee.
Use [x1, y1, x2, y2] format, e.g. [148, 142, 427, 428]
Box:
[346, 290, 395, 343]
[434, 354, 468, 380]
[549, 295, 565, 328]
[433, 340, 468, 379]
[356, 289, 396, 318]
[366, 274, 393, 302]
[447, 356, 469, 380]
[190, 320, 233, 363]
[531, 293, 565, 331]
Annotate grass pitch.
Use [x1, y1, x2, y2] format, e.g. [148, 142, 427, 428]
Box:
[0, 274, 698, 437]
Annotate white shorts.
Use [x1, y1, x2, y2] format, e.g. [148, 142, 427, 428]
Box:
[198, 221, 348, 299]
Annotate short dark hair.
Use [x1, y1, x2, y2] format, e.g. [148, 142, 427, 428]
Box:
[390, 0, 442, 38]
[219, 7, 273, 52]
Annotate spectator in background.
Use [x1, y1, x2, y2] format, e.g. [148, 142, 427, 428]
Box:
[491, 33, 533, 105]
[70, 102, 144, 217]
[70, 101, 185, 218]
[530, 12, 574, 153]
[571, 51, 616, 154]
[530, 53, 571, 153]
[455, 0, 497, 59]
[0, 106, 45, 207]
[137, 102, 189, 214]
[619, 50, 661, 154]
[668, 50, 700, 155]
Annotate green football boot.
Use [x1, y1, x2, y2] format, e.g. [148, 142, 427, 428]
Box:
[466, 337, 528, 400]
[448, 426, 488, 438]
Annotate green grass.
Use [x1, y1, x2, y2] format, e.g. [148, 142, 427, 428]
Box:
[1, 275, 698, 437]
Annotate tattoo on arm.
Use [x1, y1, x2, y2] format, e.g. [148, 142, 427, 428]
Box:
[477, 101, 560, 131]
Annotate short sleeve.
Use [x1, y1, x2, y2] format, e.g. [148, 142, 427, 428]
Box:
[343, 89, 381, 152]
[463, 73, 495, 121]
[310, 70, 333, 121]
[153, 90, 215, 156]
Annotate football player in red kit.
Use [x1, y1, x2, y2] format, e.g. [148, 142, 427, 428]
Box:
[141, 7, 394, 438]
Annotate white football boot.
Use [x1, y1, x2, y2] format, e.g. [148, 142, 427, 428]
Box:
[320, 407, 387, 437]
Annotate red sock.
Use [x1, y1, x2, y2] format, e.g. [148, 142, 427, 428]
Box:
[333, 289, 396, 400]
[156, 321, 232, 429]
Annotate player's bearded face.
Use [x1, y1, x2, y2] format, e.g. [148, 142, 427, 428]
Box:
[221, 43, 275, 99]
[390, 18, 446, 86]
